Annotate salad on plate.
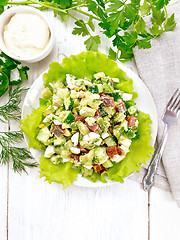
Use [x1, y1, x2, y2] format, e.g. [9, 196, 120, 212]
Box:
[21, 51, 154, 188]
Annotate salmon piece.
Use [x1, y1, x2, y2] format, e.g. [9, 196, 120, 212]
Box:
[51, 125, 64, 137]
[126, 115, 137, 127]
[74, 115, 85, 122]
[106, 146, 118, 158]
[93, 164, 107, 174]
[95, 108, 102, 117]
[115, 102, 127, 113]
[100, 94, 115, 107]
[70, 153, 80, 162]
[77, 144, 89, 153]
[85, 122, 99, 133]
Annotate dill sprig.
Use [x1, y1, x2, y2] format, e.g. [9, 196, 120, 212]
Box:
[0, 131, 38, 173]
[0, 86, 27, 122]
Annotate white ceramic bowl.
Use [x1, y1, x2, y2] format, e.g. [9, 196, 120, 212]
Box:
[0, 6, 54, 63]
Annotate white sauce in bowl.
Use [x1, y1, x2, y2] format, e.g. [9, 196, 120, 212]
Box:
[3, 13, 50, 58]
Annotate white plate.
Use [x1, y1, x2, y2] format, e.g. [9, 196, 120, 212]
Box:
[22, 62, 158, 188]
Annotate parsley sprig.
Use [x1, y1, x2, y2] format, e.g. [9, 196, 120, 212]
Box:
[0, 52, 29, 97]
[1, 0, 176, 62]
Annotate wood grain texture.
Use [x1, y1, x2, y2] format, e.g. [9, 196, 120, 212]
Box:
[150, 187, 180, 240]
[8, 176, 148, 240]
[1, 6, 179, 240]
[0, 92, 8, 240]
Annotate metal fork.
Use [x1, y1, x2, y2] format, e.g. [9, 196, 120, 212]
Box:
[143, 89, 180, 191]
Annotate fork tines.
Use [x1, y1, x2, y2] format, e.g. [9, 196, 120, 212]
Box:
[167, 89, 180, 112]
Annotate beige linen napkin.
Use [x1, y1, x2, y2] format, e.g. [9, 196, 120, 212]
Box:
[131, 0, 180, 206]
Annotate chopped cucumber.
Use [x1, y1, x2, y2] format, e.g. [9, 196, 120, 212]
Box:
[104, 137, 117, 147]
[103, 159, 113, 168]
[36, 127, 51, 144]
[54, 136, 66, 146]
[81, 166, 93, 177]
[80, 149, 94, 168]
[42, 87, 52, 99]
[76, 121, 90, 135]
[94, 147, 108, 164]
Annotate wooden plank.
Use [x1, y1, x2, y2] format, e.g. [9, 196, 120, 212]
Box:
[0, 92, 8, 240]
[7, 9, 148, 240]
[149, 187, 180, 239]
[8, 178, 148, 240]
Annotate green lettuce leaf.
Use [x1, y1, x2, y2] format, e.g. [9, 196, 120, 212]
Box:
[21, 51, 154, 187]
[39, 156, 79, 189]
[20, 106, 47, 150]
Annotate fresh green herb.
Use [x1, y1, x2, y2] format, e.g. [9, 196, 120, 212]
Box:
[0, 131, 38, 173]
[1, 0, 176, 62]
[109, 92, 121, 101]
[0, 86, 27, 122]
[64, 112, 75, 124]
[88, 85, 99, 94]
[0, 52, 29, 97]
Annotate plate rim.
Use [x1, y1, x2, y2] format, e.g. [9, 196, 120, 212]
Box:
[22, 61, 158, 188]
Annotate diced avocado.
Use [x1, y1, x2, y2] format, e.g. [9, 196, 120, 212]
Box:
[114, 112, 125, 123]
[94, 147, 108, 164]
[65, 140, 73, 150]
[54, 136, 66, 146]
[128, 106, 137, 115]
[50, 155, 61, 165]
[79, 106, 96, 117]
[88, 99, 102, 109]
[53, 94, 63, 107]
[81, 166, 93, 177]
[36, 127, 51, 144]
[70, 122, 78, 130]
[103, 84, 114, 93]
[104, 137, 117, 147]
[55, 146, 70, 160]
[102, 107, 116, 116]
[44, 137, 55, 146]
[64, 129, 71, 137]
[103, 159, 113, 168]
[97, 84, 103, 93]
[43, 105, 55, 116]
[76, 121, 90, 135]
[80, 149, 94, 167]
[42, 87, 52, 99]
[57, 88, 69, 99]
[113, 125, 125, 139]
[97, 117, 110, 132]
[53, 81, 65, 90]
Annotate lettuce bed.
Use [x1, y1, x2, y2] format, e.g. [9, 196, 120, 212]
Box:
[21, 51, 154, 188]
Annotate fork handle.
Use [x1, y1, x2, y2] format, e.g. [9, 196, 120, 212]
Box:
[143, 124, 170, 191]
